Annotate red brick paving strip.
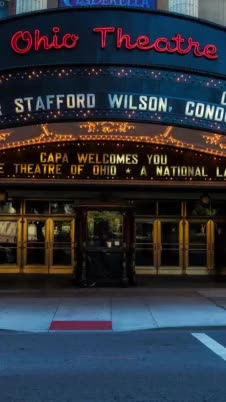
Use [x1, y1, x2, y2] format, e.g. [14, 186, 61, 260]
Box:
[49, 321, 112, 330]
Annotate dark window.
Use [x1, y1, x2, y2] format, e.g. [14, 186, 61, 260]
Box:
[211, 201, 226, 217]
[158, 201, 181, 216]
[187, 196, 214, 217]
[50, 202, 75, 215]
[26, 201, 49, 214]
[135, 202, 156, 216]
[0, 201, 20, 214]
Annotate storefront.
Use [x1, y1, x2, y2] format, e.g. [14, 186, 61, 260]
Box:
[0, 7, 226, 284]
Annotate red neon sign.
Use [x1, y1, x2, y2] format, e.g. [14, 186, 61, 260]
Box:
[93, 27, 218, 59]
[10, 25, 218, 60]
[11, 27, 79, 54]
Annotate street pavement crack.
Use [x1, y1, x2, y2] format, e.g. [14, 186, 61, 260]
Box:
[144, 298, 159, 328]
[197, 291, 226, 311]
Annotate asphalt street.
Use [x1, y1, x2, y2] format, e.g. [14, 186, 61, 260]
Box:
[0, 329, 226, 402]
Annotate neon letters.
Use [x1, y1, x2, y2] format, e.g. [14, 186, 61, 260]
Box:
[93, 27, 218, 59]
[11, 27, 80, 54]
[10, 25, 218, 60]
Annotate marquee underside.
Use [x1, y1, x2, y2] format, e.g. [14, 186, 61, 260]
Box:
[0, 122, 225, 157]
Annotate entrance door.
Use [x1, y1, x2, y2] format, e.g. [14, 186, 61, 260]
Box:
[24, 218, 47, 272]
[49, 219, 75, 273]
[213, 221, 226, 274]
[135, 219, 183, 274]
[23, 218, 75, 273]
[158, 220, 182, 273]
[85, 210, 126, 284]
[0, 218, 22, 273]
[186, 219, 213, 273]
[135, 218, 156, 274]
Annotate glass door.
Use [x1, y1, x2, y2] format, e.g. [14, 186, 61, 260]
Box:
[0, 218, 22, 273]
[213, 221, 226, 274]
[49, 219, 75, 273]
[158, 220, 182, 272]
[186, 220, 212, 272]
[23, 218, 49, 273]
[23, 218, 75, 273]
[135, 218, 157, 274]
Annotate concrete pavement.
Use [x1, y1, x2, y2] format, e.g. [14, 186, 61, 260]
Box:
[0, 286, 226, 332]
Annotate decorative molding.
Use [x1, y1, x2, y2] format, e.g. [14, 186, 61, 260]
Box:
[0, 123, 226, 159]
[0, 124, 76, 150]
[0, 132, 11, 141]
[79, 121, 135, 134]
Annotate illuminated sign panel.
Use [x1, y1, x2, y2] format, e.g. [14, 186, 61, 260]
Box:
[10, 28, 217, 59]
[0, 8, 225, 133]
[58, 0, 156, 8]
[0, 67, 226, 133]
[0, 8, 223, 75]
[0, 142, 226, 183]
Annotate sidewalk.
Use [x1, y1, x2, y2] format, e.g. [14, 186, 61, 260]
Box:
[0, 280, 226, 332]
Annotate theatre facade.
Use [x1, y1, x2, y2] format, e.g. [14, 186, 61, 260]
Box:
[0, 6, 226, 285]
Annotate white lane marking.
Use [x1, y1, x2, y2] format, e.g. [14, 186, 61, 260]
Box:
[192, 333, 226, 361]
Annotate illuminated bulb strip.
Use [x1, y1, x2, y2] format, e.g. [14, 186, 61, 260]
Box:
[0, 132, 225, 157]
[77, 134, 226, 157]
